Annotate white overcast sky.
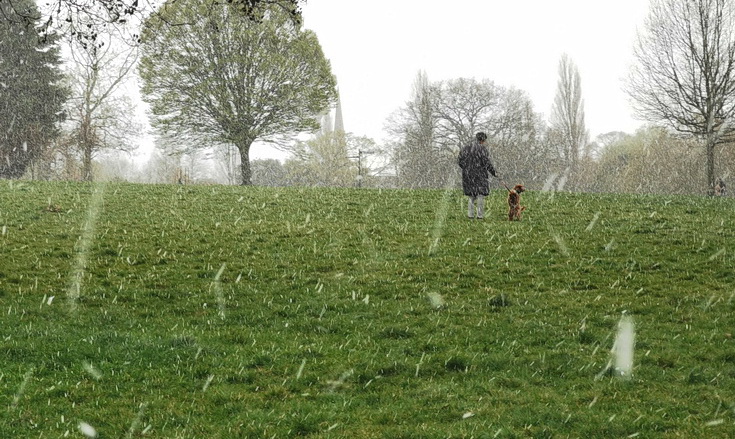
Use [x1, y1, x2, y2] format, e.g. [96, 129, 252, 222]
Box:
[139, 0, 653, 162]
[292, 0, 651, 149]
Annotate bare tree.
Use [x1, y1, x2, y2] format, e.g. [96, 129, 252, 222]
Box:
[388, 75, 501, 188]
[627, 0, 735, 195]
[347, 135, 387, 186]
[492, 88, 552, 186]
[387, 71, 444, 188]
[212, 143, 241, 185]
[30, 132, 83, 180]
[95, 151, 138, 181]
[286, 131, 357, 186]
[595, 126, 705, 194]
[141, 149, 180, 183]
[251, 159, 287, 186]
[432, 78, 543, 184]
[431, 78, 502, 149]
[387, 75, 545, 188]
[64, 34, 141, 180]
[549, 54, 588, 187]
[149, 131, 217, 183]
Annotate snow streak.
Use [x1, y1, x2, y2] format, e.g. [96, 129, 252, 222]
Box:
[613, 314, 636, 378]
[212, 263, 227, 319]
[429, 177, 456, 255]
[596, 313, 636, 380]
[10, 366, 34, 409]
[68, 183, 106, 312]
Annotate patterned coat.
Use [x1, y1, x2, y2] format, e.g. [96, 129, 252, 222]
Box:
[458, 141, 496, 196]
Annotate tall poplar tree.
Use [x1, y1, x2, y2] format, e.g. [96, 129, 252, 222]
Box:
[550, 54, 588, 184]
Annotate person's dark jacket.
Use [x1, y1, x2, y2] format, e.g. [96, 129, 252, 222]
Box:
[458, 141, 496, 196]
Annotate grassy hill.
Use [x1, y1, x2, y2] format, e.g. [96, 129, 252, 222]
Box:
[1, 181, 734, 438]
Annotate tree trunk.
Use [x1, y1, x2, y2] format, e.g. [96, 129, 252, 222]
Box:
[238, 141, 253, 185]
[82, 146, 93, 181]
[706, 133, 716, 196]
[81, 116, 94, 181]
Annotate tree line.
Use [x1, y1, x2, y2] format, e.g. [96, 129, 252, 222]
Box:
[0, 0, 331, 184]
[1, 0, 734, 195]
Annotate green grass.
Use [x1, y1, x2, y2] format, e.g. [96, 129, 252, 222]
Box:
[1, 180, 734, 438]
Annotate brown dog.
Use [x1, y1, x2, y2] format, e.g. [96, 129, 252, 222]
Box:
[505, 184, 526, 221]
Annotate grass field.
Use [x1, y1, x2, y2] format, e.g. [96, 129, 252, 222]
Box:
[1, 180, 734, 438]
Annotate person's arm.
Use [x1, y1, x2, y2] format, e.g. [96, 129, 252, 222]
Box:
[482, 147, 496, 177]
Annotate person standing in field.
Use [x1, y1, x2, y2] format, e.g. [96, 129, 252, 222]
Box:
[458, 132, 498, 219]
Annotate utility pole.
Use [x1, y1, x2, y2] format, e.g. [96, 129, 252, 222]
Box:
[349, 149, 373, 188]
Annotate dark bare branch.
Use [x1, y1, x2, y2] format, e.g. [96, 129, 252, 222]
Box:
[627, 0, 735, 194]
[0, 0, 303, 46]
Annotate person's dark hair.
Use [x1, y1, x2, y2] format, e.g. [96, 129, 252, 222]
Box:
[476, 132, 487, 142]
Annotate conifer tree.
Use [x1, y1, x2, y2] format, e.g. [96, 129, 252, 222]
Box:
[0, 0, 67, 178]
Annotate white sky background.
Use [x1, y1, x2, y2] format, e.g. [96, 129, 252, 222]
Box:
[134, 0, 653, 163]
[297, 0, 651, 151]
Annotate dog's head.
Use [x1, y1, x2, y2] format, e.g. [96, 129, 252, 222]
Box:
[513, 184, 526, 194]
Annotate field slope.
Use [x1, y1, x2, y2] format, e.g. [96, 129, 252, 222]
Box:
[1, 181, 734, 438]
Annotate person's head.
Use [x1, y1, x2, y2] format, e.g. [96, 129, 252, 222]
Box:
[476, 132, 487, 143]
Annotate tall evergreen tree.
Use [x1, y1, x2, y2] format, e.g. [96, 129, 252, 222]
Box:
[0, 0, 67, 178]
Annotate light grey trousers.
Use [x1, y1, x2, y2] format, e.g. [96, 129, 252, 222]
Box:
[467, 195, 485, 218]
